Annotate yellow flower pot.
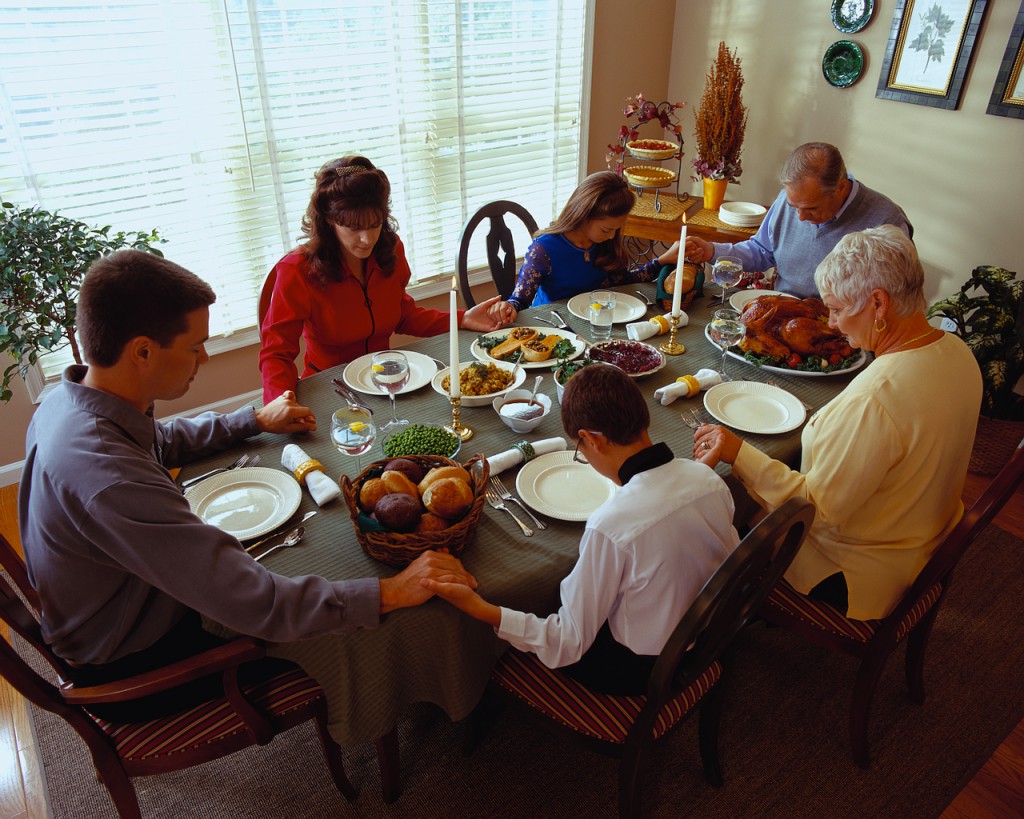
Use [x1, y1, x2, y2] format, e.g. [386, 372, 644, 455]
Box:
[702, 178, 728, 211]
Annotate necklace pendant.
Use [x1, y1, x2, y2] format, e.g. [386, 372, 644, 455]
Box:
[584, 250, 590, 262]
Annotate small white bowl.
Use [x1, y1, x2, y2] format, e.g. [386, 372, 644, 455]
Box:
[492, 389, 553, 433]
[430, 360, 526, 407]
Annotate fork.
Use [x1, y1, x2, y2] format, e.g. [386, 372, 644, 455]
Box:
[485, 485, 533, 537]
[634, 290, 655, 309]
[181, 453, 251, 490]
[767, 379, 813, 412]
[490, 476, 546, 530]
[681, 408, 704, 430]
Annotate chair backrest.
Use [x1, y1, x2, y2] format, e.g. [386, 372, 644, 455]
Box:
[881, 436, 1024, 632]
[257, 266, 278, 340]
[456, 200, 539, 308]
[645, 497, 815, 704]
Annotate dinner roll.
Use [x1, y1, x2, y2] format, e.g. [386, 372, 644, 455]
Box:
[417, 465, 471, 496]
[422, 477, 474, 520]
[415, 512, 451, 533]
[380, 470, 419, 498]
[374, 493, 422, 532]
[385, 458, 424, 484]
[358, 477, 390, 513]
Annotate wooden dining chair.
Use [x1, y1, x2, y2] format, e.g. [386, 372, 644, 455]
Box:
[456, 200, 538, 308]
[0, 532, 357, 818]
[759, 438, 1024, 768]
[484, 497, 815, 818]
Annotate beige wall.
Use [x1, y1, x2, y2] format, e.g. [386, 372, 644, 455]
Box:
[4, 0, 1020, 473]
[667, 0, 1022, 302]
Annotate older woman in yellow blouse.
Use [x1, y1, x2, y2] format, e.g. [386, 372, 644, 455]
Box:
[693, 226, 982, 620]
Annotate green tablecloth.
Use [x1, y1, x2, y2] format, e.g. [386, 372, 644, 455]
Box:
[187, 284, 863, 746]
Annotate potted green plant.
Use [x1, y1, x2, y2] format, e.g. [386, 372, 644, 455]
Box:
[0, 201, 164, 401]
[691, 41, 748, 210]
[927, 264, 1023, 474]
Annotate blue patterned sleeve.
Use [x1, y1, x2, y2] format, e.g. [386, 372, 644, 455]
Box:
[507, 241, 550, 312]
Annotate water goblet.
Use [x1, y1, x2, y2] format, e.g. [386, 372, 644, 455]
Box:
[711, 255, 744, 306]
[708, 308, 746, 381]
[588, 290, 615, 342]
[370, 350, 411, 434]
[331, 406, 376, 475]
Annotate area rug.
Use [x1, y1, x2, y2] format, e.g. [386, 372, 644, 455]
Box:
[27, 525, 1024, 818]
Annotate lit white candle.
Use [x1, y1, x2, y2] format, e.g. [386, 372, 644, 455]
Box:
[672, 221, 687, 318]
[449, 277, 461, 398]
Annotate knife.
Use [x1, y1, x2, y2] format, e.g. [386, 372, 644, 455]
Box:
[331, 379, 374, 414]
[549, 309, 570, 330]
[244, 510, 317, 553]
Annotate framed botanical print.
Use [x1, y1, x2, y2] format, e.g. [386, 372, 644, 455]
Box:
[988, 0, 1024, 118]
[876, 0, 990, 109]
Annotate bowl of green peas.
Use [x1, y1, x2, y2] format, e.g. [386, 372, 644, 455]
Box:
[381, 423, 462, 460]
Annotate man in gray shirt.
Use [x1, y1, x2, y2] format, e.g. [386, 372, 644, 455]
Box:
[686, 142, 912, 299]
[20, 249, 474, 719]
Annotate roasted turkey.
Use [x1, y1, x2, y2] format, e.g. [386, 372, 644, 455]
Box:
[739, 296, 856, 361]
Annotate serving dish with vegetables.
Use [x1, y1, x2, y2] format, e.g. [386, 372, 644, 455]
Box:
[471, 327, 586, 369]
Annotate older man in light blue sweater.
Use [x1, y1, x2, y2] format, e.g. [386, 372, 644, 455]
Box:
[686, 142, 912, 299]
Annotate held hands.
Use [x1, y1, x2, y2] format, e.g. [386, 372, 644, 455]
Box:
[255, 390, 316, 434]
[379, 549, 478, 614]
[656, 241, 681, 267]
[420, 573, 501, 627]
[684, 237, 714, 264]
[461, 295, 513, 332]
[692, 423, 742, 467]
[485, 298, 518, 327]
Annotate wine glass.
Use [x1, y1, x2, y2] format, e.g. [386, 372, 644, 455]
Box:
[711, 255, 744, 306]
[709, 308, 746, 381]
[370, 350, 410, 434]
[331, 406, 376, 475]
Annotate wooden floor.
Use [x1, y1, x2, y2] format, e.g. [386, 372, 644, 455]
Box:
[0, 476, 1022, 818]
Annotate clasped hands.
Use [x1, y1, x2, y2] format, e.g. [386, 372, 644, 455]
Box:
[380, 549, 483, 615]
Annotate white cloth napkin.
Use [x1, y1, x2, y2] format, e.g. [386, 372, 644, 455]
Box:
[653, 369, 723, 405]
[486, 437, 567, 475]
[281, 444, 341, 506]
[626, 311, 689, 341]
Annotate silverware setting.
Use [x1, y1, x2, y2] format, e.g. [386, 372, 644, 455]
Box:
[244, 510, 317, 553]
[767, 379, 814, 412]
[331, 379, 374, 414]
[254, 526, 306, 562]
[634, 290, 655, 308]
[548, 309, 570, 330]
[489, 476, 546, 530]
[181, 453, 260, 490]
[484, 483, 533, 536]
[681, 408, 707, 430]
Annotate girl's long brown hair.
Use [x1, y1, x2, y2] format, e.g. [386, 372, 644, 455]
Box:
[538, 171, 635, 271]
[299, 155, 399, 286]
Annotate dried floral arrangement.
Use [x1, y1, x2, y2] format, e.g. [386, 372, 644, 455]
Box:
[692, 42, 748, 183]
[605, 93, 685, 174]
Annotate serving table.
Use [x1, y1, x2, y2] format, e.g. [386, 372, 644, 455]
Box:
[180, 284, 863, 752]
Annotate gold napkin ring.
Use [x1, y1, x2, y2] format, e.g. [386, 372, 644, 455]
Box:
[678, 375, 701, 397]
[650, 315, 670, 334]
[293, 458, 323, 485]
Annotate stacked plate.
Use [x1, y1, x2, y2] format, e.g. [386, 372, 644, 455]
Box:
[718, 201, 767, 228]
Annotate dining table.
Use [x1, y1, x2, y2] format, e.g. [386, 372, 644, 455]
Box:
[180, 280, 866, 752]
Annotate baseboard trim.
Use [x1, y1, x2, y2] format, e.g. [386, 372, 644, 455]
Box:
[0, 389, 263, 488]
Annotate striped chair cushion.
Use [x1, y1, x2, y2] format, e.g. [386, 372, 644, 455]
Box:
[765, 578, 944, 644]
[91, 667, 323, 761]
[491, 648, 721, 744]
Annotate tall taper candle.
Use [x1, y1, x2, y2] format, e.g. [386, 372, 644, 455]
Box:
[671, 222, 686, 318]
[449, 277, 461, 398]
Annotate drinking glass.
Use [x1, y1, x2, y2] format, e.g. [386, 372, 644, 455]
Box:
[708, 308, 746, 381]
[370, 350, 410, 434]
[331, 406, 376, 474]
[711, 255, 744, 306]
[589, 290, 615, 342]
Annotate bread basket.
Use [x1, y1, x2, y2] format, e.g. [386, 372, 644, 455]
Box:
[340, 453, 489, 567]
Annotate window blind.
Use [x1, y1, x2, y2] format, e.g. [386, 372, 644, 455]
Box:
[0, 0, 588, 385]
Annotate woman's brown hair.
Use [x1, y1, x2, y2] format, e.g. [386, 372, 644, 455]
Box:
[299, 156, 399, 286]
[538, 171, 635, 272]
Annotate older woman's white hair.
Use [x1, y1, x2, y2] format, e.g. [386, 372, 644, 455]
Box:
[814, 225, 926, 317]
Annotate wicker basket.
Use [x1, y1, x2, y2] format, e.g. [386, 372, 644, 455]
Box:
[340, 453, 489, 567]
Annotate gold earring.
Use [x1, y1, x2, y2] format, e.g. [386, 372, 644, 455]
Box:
[874, 317, 887, 333]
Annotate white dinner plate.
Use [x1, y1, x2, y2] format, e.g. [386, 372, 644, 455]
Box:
[703, 324, 868, 378]
[703, 382, 807, 435]
[342, 350, 437, 396]
[565, 291, 647, 324]
[471, 327, 586, 370]
[729, 289, 798, 312]
[515, 451, 617, 522]
[429, 360, 527, 407]
[185, 467, 302, 540]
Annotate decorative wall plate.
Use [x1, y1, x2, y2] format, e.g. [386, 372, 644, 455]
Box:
[831, 0, 875, 34]
[823, 40, 865, 88]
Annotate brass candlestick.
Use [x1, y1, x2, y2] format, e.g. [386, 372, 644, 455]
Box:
[659, 312, 686, 355]
[445, 396, 474, 441]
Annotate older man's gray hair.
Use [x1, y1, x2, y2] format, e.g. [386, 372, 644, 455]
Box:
[780, 142, 848, 192]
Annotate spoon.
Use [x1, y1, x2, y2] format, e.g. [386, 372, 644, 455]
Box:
[254, 526, 305, 563]
[502, 375, 544, 421]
